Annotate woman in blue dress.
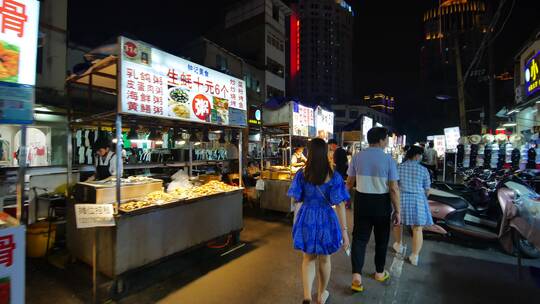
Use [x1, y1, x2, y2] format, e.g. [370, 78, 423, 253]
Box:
[288, 138, 350, 304]
[392, 145, 433, 266]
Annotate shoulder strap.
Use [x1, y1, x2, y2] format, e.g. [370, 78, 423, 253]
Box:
[316, 183, 331, 205]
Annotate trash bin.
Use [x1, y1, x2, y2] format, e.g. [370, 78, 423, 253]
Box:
[26, 221, 56, 258]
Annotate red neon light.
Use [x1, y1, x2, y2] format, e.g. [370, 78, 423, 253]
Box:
[290, 5, 299, 78]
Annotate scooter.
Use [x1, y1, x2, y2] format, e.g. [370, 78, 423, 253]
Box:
[426, 177, 540, 258]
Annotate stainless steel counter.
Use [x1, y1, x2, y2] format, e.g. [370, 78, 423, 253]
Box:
[67, 190, 243, 278]
[259, 179, 293, 213]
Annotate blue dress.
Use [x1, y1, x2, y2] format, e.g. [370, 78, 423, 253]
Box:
[287, 170, 350, 255]
[398, 160, 434, 226]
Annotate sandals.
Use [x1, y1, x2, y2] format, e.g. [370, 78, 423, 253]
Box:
[303, 290, 330, 304]
[320, 290, 330, 304]
[351, 280, 364, 293]
[371, 270, 391, 283]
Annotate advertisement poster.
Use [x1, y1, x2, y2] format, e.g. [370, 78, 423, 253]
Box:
[444, 127, 460, 151]
[0, 0, 40, 125]
[292, 102, 314, 137]
[362, 116, 373, 143]
[315, 106, 334, 141]
[119, 37, 247, 127]
[0, 226, 25, 304]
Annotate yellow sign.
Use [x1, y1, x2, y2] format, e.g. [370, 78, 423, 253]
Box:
[525, 51, 540, 97]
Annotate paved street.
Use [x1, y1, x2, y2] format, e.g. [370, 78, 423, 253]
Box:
[27, 209, 540, 304]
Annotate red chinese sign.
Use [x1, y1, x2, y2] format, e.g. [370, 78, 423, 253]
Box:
[0, 0, 27, 38]
[192, 94, 211, 121]
[0, 234, 14, 267]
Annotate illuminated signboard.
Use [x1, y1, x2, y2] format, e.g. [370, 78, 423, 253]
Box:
[119, 37, 247, 126]
[315, 106, 334, 141]
[444, 127, 460, 151]
[433, 135, 446, 156]
[525, 51, 540, 98]
[292, 102, 314, 137]
[362, 116, 373, 143]
[248, 108, 261, 125]
[0, 0, 40, 125]
[0, 0, 39, 86]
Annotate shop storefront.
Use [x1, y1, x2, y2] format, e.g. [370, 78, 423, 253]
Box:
[503, 29, 540, 137]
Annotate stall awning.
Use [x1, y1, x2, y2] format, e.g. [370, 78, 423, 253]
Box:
[66, 56, 118, 91]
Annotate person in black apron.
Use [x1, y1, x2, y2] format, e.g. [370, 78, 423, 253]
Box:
[92, 139, 119, 181]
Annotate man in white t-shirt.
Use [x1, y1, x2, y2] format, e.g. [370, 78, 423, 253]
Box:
[422, 141, 438, 180]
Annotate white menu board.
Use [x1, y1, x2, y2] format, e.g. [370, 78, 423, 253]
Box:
[433, 135, 446, 156]
[119, 37, 247, 126]
[444, 127, 461, 151]
[315, 106, 334, 140]
[292, 102, 314, 137]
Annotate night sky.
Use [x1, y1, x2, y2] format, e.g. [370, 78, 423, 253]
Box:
[68, 0, 540, 141]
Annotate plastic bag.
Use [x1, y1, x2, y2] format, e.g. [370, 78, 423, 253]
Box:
[167, 169, 192, 192]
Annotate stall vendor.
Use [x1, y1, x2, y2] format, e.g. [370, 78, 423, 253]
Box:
[89, 139, 122, 181]
[291, 146, 307, 167]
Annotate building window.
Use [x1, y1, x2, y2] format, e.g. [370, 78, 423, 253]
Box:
[272, 4, 279, 22]
[267, 57, 284, 78]
[267, 85, 284, 98]
[267, 34, 284, 52]
[216, 54, 228, 72]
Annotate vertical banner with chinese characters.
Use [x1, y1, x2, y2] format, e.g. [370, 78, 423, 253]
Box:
[292, 102, 314, 137]
[0, 0, 40, 124]
[315, 106, 334, 141]
[0, 226, 25, 304]
[119, 37, 247, 127]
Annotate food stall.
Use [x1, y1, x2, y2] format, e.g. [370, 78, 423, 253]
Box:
[259, 101, 314, 213]
[64, 37, 247, 283]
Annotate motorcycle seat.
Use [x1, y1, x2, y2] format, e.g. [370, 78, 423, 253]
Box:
[428, 194, 468, 210]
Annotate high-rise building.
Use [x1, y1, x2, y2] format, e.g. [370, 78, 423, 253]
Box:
[289, 0, 354, 106]
[363, 93, 395, 115]
[212, 0, 291, 105]
[420, 0, 490, 131]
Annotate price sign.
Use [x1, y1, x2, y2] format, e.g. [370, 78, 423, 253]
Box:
[75, 204, 115, 229]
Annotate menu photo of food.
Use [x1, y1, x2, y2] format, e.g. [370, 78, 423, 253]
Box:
[0, 40, 19, 83]
[168, 86, 191, 119]
[212, 96, 229, 125]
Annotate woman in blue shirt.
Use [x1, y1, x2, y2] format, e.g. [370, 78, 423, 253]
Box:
[392, 146, 433, 266]
[288, 138, 350, 304]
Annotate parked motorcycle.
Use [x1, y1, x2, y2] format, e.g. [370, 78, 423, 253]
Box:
[426, 176, 540, 258]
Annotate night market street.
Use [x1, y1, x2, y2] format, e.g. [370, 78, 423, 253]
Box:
[1, 0, 540, 303]
[27, 209, 540, 304]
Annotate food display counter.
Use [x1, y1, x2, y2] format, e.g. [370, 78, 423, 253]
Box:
[67, 177, 243, 278]
[259, 166, 299, 213]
